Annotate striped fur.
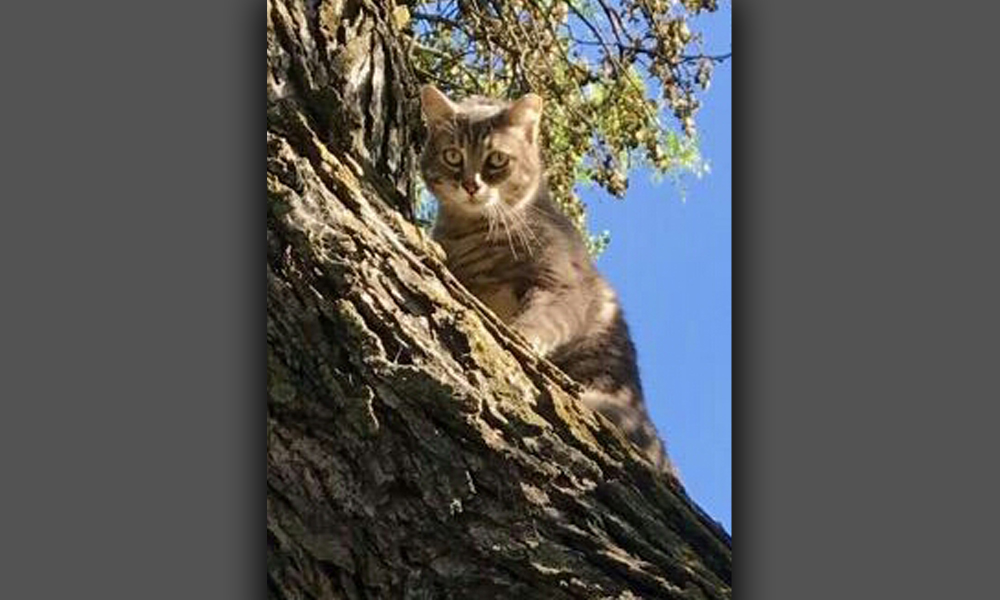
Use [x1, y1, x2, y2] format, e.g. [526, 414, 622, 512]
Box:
[419, 86, 677, 477]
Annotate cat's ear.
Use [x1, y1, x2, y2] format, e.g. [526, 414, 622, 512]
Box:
[507, 93, 543, 144]
[420, 85, 457, 125]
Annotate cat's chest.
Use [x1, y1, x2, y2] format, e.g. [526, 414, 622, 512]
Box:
[437, 234, 535, 321]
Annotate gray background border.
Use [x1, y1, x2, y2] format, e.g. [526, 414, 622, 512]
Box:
[739, 2, 999, 597]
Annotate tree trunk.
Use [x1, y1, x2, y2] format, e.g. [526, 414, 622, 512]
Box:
[266, 1, 732, 598]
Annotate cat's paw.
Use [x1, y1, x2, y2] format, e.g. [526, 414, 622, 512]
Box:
[526, 334, 552, 357]
[509, 327, 546, 356]
[510, 319, 553, 357]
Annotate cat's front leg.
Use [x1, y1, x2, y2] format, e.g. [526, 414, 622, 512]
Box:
[510, 288, 583, 357]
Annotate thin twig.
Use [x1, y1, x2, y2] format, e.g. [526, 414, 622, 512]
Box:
[570, 37, 732, 65]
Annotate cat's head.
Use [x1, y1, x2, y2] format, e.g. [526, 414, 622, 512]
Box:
[419, 85, 543, 215]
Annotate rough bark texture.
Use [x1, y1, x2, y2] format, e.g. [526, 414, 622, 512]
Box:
[266, 1, 732, 598]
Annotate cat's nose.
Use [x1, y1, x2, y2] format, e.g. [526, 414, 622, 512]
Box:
[462, 179, 480, 196]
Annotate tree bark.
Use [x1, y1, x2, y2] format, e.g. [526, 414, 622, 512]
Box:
[266, 1, 732, 598]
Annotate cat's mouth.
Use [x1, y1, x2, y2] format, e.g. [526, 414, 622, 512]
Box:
[436, 183, 498, 211]
[462, 188, 497, 207]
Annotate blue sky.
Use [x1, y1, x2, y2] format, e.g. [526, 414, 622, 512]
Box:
[584, 4, 732, 533]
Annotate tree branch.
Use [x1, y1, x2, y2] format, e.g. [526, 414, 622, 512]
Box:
[570, 37, 733, 66]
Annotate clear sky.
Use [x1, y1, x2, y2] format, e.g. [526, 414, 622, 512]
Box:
[583, 4, 732, 533]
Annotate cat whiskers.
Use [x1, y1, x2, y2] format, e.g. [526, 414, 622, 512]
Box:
[482, 201, 519, 259]
[493, 202, 520, 260]
[504, 203, 538, 255]
[484, 201, 499, 243]
[492, 201, 537, 259]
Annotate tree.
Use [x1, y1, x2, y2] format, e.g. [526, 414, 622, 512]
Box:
[267, 0, 731, 597]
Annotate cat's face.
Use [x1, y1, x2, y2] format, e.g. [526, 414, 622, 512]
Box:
[419, 86, 543, 215]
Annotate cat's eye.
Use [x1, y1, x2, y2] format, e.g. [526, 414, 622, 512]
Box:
[485, 151, 509, 169]
[441, 148, 463, 167]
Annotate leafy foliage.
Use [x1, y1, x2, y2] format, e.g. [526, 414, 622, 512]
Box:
[399, 0, 726, 253]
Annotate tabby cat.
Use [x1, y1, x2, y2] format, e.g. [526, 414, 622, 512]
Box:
[419, 85, 677, 478]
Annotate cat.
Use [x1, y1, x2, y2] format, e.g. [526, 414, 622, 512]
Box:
[419, 84, 677, 478]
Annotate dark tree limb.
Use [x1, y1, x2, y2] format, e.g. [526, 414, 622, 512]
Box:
[267, 1, 731, 597]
